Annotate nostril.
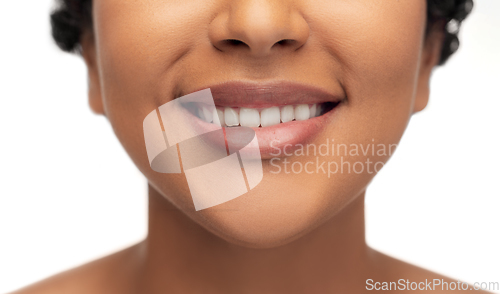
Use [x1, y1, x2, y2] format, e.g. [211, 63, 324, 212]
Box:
[226, 39, 246, 46]
[276, 39, 291, 45]
[274, 39, 298, 48]
[214, 39, 249, 52]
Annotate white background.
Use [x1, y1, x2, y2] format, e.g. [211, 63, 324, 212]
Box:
[0, 0, 499, 293]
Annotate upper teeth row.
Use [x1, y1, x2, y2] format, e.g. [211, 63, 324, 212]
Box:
[197, 104, 322, 127]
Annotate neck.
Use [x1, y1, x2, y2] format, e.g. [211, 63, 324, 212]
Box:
[135, 185, 372, 293]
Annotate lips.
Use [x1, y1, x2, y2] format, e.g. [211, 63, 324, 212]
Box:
[177, 80, 345, 158]
[186, 80, 344, 108]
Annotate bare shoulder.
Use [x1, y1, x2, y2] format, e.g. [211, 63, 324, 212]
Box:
[366, 249, 493, 293]
[9, 243, 143, 294]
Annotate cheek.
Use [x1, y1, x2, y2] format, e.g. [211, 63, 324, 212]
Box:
[272, 0, 428, 229]
[91, 0, 219, 211]
[93, 0, 217, 121]
[304, 2, 427, 185]
[333, 1, 426, 126]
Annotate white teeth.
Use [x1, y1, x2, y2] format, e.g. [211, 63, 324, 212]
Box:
[280, 105, 294, 123]
[202, 103, 326, 127]
[294, 104, 310, 121]
[239, 107, 261, 127]
[260, 106, 281, 127]
[309, 104, 317, 119]
[315, 104, 322, 117]
[213, 107, 224, 126]
[224, 107, 239, 127]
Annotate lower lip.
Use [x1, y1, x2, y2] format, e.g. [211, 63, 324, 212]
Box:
[186, 106, 340, 159]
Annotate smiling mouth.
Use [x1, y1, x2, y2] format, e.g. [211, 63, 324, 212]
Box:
[177, 80, 345, 157]
[193, 101, 340, 127]
[181, 79, 344, 127]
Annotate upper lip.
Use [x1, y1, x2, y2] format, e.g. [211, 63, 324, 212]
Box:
[180, 80, 345, 108]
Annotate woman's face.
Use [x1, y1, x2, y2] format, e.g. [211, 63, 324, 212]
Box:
[83, 0, 440, 248]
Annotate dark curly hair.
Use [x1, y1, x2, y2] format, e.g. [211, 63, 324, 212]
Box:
[50, 0, 473, 65]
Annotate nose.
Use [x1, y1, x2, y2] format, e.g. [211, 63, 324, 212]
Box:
[209, 0, 310, 57]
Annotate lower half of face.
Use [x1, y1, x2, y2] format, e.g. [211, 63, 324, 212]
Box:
[91, 0, 428, 248]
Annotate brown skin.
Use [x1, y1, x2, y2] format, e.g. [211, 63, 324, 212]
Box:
[12, 0, 489, 293]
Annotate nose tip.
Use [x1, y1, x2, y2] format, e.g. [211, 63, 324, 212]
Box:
[209, 2, 309, 57]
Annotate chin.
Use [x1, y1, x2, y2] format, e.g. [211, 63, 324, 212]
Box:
[182, 173, 361, 249]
